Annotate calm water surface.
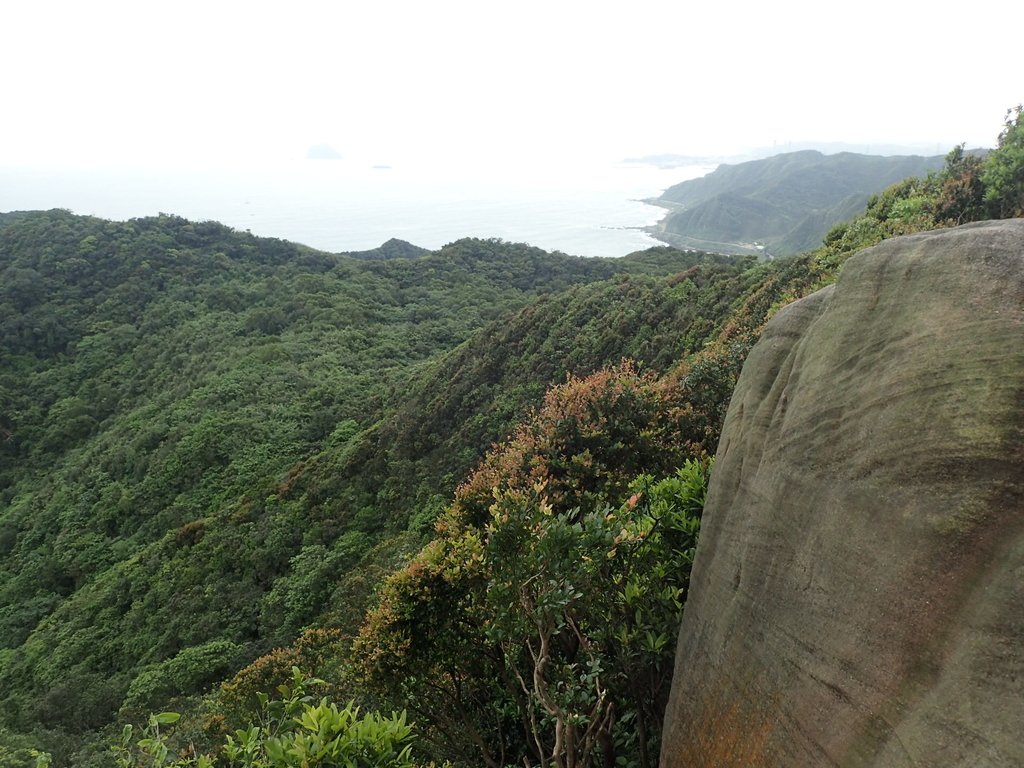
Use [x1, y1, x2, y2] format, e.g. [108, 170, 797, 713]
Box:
[1, 160, 711, 257]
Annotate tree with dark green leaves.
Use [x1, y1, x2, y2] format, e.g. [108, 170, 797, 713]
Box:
[355, 365, 713, 768]
[983, 105, 1024, 218]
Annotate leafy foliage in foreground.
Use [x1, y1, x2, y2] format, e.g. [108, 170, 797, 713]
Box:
[346, 107, 1024, 768]
[355, 366, 713, 768]
[112, 668, 420, 768]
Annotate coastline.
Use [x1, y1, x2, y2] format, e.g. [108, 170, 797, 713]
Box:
[639, 197, 769, 257]
[0, 162, 687, 259]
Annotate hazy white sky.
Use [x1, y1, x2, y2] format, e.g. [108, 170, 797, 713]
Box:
[1, 0, 1019, 170]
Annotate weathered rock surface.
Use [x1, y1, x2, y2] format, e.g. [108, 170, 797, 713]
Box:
[660, 220, 1024, 767]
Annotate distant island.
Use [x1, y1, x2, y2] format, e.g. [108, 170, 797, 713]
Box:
[306, 143, 343, 160]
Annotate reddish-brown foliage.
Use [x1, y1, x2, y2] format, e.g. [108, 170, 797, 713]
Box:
[443, 361, 695, 531]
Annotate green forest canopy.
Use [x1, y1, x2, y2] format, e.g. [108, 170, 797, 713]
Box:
[1, 105, 1021, 767]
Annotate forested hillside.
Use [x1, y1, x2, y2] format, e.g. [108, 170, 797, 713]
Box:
[1, 106, 1021, 767]
[0, 212, 755, 763]
[652, 150, 948, 255]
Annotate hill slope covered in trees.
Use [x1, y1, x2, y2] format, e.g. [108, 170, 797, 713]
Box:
[1, 106, 1022, 767]
[651, 149, 948, 256]
[0, 212, 760, 762]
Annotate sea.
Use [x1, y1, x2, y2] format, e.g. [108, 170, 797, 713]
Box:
[0, 159, 712, 258]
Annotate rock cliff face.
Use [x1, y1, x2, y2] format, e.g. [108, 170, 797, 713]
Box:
[660, 221, 1024, 767]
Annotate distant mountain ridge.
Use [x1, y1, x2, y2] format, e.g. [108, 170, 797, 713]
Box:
[651, 150, 948, 256]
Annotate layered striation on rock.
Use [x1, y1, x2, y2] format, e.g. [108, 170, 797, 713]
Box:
[660, 220, 1024, 767]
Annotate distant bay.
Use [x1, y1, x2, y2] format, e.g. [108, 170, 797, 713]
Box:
[0, 160, 711, 257]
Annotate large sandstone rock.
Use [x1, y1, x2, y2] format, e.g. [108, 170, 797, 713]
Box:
[660, 221, 1024, 767]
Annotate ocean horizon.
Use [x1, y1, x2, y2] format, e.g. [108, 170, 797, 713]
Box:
[1, 159, 712, 258]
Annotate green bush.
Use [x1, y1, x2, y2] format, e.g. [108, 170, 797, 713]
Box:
[113, 668, 419, 768]
[983, 105, 1024, 218]
[121, 641, 243, 716]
